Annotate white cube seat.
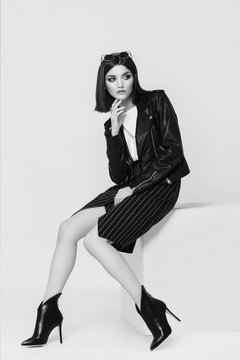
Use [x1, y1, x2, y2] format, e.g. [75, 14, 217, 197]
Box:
[121, 203, 240, 334]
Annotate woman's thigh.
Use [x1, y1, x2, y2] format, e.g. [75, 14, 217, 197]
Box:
[59, 206, 106, 243]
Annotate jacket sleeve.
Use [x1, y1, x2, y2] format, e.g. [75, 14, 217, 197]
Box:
[104, 121, 129, 184]
[131, 90, 184, 194]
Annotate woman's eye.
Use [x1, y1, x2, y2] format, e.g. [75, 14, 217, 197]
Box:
[107, 74, 131, 82]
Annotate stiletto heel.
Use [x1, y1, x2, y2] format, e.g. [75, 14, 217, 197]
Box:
[21, 293, 63, 347]
[166, 307, 181, 322]
[59, 322, 63, 344]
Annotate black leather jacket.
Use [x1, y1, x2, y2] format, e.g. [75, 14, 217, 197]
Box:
[104, 90, 190, 194]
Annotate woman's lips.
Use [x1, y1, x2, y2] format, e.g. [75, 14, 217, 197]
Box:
[117, 91, 126, 94]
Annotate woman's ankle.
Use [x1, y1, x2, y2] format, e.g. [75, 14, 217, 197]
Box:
[42, 292, 61, 304]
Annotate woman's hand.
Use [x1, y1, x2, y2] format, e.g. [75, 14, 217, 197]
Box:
[114, 186, 135, 206]
[110, 99, 125, 136]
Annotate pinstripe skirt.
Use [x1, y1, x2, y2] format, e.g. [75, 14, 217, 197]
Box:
[71, 162, 181, 254]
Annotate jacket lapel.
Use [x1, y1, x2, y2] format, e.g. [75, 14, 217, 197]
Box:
[135, 106, 153, 159]
[119, 91, 154, 161]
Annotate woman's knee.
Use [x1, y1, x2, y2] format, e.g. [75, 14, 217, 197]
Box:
[58, 218, 71, 236]
[57, 217, 81, 245]
[58, 218, 68, 233]
[57, 206, 106, 246]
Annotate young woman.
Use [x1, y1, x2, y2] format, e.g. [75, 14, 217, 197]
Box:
[21, 51, 190, 351]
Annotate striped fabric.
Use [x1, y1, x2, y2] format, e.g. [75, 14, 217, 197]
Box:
[70, 175, 181, 254]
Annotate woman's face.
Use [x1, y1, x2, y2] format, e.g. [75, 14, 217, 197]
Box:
[105, 65, 134, 101]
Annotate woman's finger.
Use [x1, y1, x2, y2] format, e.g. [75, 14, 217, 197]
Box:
[112, 105, 124, 114]
[112, 107, 125, 115]
[111, 99, 122, 111]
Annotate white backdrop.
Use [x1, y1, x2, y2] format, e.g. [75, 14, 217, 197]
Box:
[1, 0, 240, 354]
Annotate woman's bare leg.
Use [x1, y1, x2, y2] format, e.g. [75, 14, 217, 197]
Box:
[83, 225, 142, 310]
[42, 206, 106, 303]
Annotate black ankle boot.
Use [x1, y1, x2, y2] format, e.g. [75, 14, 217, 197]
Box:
[135, 285, 181, 351]
[21, 293, 63, 347]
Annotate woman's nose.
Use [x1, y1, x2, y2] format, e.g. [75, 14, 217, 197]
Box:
[117, 79, 124, 88]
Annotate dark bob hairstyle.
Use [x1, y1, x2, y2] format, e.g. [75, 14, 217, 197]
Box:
[94, 53, 150, 113]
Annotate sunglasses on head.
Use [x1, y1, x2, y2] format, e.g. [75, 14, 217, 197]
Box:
[101, 51, 132, 62]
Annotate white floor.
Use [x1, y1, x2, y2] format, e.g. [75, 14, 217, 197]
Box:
[1, 285, 240, 360]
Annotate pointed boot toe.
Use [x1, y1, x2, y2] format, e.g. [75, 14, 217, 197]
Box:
[21, 337, 45, 347]
[21, 338, 33, 346]
[150, 327, 172, 351]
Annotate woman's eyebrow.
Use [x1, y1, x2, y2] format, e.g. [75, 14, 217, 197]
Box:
[106, 72, 131, 78]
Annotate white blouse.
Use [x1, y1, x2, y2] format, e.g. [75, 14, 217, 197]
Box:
[122, 105, 138, 161]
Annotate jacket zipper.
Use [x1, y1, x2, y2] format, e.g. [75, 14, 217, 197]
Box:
[135, 170, 158, 189]
[150, 127, 158, 157]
